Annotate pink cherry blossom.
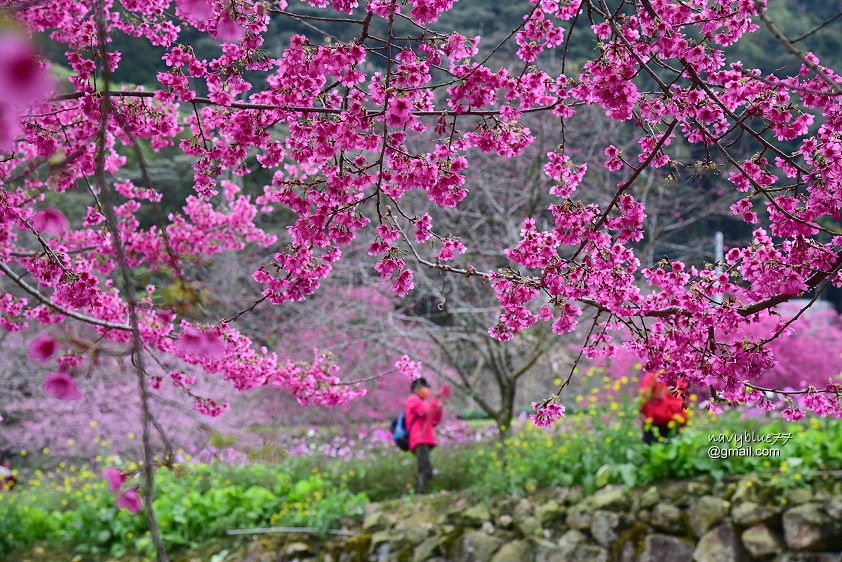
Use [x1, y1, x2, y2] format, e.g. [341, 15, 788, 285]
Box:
[213, 14, 245, 43]
[0, 32, 50, 150]
[414, 214, 433, 242]
[385, 97, 412, 127]
[0, 33, 50, 101]
[31, 208, 69, 235]
[175, 327, 225, 360]
[102, 467, 125, 492]
[0, 0, 838, 471]
[437, 239, 467, 261]
[115, 489, 142, 513]
[781, 407, 806, 422]
[391, 269, 415, 297]
[395, 355, 422, 380]
[176, 0, 213, 21]
[28, 333, 58, 361]
[530, 401, 565, 428]
[42, 372, 82, 400]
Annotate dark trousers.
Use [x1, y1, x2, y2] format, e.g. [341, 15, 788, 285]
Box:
[643, 424, 679, 445]
[414, 444, 433, 494]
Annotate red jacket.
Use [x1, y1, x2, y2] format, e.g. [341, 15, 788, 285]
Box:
[405, 394, 442, 450]
[0, 462, 15, 492]
[639, 372, 687, 427]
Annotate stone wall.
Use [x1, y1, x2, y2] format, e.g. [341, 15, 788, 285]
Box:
[240, 474, 842, 562]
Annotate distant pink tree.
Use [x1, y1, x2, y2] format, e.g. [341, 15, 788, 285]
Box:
[593, 303, 842, 407]
[735, 304, 842, 393]
[0, 331, 258, 460]
[239, 283, 439, 426]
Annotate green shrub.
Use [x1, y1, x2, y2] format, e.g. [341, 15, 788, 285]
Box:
[0, 462, 368, 559]
[466, 408, 842, 495]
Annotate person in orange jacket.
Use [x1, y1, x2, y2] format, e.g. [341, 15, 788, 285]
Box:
[639, 371, 688, 444]
[404, 377, 449, 493]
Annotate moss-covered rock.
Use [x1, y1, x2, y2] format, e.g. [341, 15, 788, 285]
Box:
[741, 524, 783, 558]
[569, 544, 609, 562]
[490, 540, 533, 562]
[535, 500, 564, 526]
[516, 516, 542, 538]
[649, 502, 684, 534]
[688, 496, 731, 538]
[639, 487, 660, 509]
[660, 482, 692, 507]
[459, 531, 504, 560]
[413, 535, 446, 562]
[587, 485, 629, 512]
[511, 498, 535, 524]
[590, 510, 621, 547]
[693, 521, 749, 562]
[782, 503, 842, 551]
[565, 504, 592, 530]
[784, 488, 814, 506]
[460, 503, 492, 527]
[731, 476, 772, 504]
[731, 501, 780, 527]
[639, 533, 693, 562]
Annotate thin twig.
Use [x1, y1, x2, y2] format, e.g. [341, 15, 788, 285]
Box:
[227, 527, 355, 536]
[222, 295, 268, 324]
[790, 10, 842, 43]
[46, 90, 565, 118]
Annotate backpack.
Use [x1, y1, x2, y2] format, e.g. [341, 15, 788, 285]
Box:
[390, 412, 410, 451]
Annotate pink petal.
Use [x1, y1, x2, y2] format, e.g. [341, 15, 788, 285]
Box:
[0, 34, 51, 101]
[213, 15, 245, 42]
[31, 208, 69, 235]
[0, 103, 20, 152]
[29, 333, 58, 361]
[115, 489, 142, 513]
[42, 372, 82, 400]
[176, 327, 225, 360]
[177, 0, 213, 21]
[102, 467, 125, 492]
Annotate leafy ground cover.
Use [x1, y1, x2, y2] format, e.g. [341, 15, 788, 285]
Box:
[3, 372, 842, 559]
[1, 462, 368, 558]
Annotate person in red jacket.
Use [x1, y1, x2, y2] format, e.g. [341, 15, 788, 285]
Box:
[639, 371, 688, 444]
[404, 377, 448, 494]
[0, 460, 16, 492]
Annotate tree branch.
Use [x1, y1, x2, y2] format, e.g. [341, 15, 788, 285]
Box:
[0, 261, 131, 331]
[754, 1, 842, 95]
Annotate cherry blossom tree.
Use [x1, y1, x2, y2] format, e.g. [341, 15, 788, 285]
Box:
[363, 118, 571, 434]
[1, 0, 841, 557]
